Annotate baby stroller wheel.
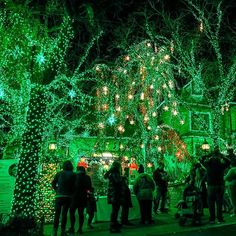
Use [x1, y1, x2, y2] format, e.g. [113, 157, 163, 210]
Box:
[179, 216, 187, 226]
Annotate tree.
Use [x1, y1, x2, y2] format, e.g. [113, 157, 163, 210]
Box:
[145, 0, 236, 146]
[0, 2, 102, 229]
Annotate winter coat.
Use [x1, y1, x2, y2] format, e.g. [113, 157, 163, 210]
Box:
[51, 170, 76, 198]
[104, 168, 124, 204]
[133, 173, 155, 200]
[71, 172, 92, 208]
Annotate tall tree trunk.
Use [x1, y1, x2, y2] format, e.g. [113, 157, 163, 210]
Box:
[11, 84, 46, 224]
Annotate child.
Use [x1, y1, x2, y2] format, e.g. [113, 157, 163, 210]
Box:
[86, 187, 98, 229]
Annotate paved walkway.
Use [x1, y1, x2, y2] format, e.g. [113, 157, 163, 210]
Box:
[44, 208, 236, 236]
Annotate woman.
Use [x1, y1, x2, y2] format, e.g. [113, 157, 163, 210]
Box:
[104, 161, 124, 233]
[133, 164, 155, 224]
[51, 160, 76, 236]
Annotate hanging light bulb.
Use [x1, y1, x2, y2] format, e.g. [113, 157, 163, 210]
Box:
[163, 106, 169, 111]
[128, 94, 133, 100]
[152, 112, 157, 117]
[130, 120, 135, 125]
[164, 54, 170, 61]
[140, 92, 145, 100]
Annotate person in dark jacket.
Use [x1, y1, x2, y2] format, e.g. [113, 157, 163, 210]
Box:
[121, 175, 133, 226]
[51, 160, 76, 236]
[203, 146, 231, 223]
[153, 162, 169, 213]
[104, 160, 124, 233]
[133, 165, 155, 224]
[68, 166, 92, 235]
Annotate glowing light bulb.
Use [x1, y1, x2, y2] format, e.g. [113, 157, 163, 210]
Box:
[180, 120, 185, 125]
[115, 94, 120, 100]
[172, 110, 178, 116]
[163, 106, 169, 111]
[199, 21, 203, 32]
[130, 120, 135, 125]
[147, 42, 152, 47]
[102, 86, 108, 95]
[157, 146, 162, 152]
[162, 83, 167, 89]
[124, 55, 130, 61]
[150, 84, 154, 89]
[98, 123, 104, 129]
[152, 112, 157, 117]
[115, 106, 121, 112]
[140, 92, 145, 100]
[154, 135, 159, 140]
[128, 94, 133, 100]
[164, 54, 170, 61]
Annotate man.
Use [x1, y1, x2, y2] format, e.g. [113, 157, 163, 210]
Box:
[203, 146, 230, 223]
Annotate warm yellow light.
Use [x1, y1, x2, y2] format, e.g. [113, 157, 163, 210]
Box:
[98, 122, 104, 129]
[115, 106, 121, 112]
[199, 21, 203, 32]
[128, 94, 133, 99]
[147, 162, 153, 168]
[152, 112, 157, 117]
[49, 143, 57, 150]
[163, 106, 169, 111]
[115, 94, 120, 99]
[140, 92, 145, 100]
[162, 83, 167, 89]
[124, 55, 130, 61]
[102, 86, 108, 95]
[130, 120, 135, 125]
[172, 110, 178, 116]
[144, 115, 149, 122]
[164, 54, 170, 61]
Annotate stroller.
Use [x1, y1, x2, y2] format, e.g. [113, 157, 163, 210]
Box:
[175, 184, 202, 226]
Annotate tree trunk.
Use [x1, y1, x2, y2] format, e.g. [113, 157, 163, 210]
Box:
[11, 84, 46, 227]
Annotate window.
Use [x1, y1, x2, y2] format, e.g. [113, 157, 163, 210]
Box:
[191, 80, 203, 96]
[190, 112, 211, 132]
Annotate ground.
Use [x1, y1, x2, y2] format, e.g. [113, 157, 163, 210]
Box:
[44, 207, 236, 236]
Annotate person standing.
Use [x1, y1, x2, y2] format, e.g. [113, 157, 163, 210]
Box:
[133, 164, 155, 224]
[104, 161, 124, 233]
[203, 146, 230, 223]
[51, 160, 76, 236]
[86, 187, 98, 229]
[121, 175, 133, 226]
[224, 157, 236, 217]
[153, 162, 169, 214]
[68, 166, 92, 235]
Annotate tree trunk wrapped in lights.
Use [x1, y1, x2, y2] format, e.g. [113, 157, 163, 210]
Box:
[11, 84, 46, 225]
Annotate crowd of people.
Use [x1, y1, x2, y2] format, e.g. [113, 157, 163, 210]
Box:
[50, 146, 236, 235]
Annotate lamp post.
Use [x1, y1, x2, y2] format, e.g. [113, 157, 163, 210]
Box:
[201, 138, 210, 153]
[49, 142, 57, 151]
